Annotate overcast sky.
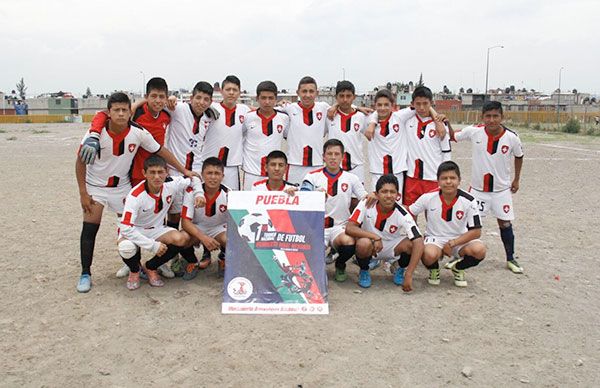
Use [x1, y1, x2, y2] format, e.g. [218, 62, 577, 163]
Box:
[1, 0, 598, 97]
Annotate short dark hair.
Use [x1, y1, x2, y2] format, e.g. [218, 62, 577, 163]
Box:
[437, 161, 461, 179]
[192, 81, 214, 97]
[144, 154, 167, 171]
[266, 150, 288, 164]
[146, 77, 168, 95]
[375, 89, 395, 104]
[482, 101, 503, 115]
[256, 80, 278, 97]
[107, 92, 131, 109]
[412, 86, 433, 102]
[323, 138, 344, 154]
[221, 75, 241, 89]
[202, 157, 224, 172]
[298, 76, 317, 89]
[336, 80, 355, 95]
[375, 174, 399, 192]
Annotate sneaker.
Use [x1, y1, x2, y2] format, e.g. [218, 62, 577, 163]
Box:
[77, 274, 92, 293]
[145, 267, 165, 287]
[393, 267, 405, 286]
[217, 259, 225, 278]
[326, 250, 339, 265]
[182, 263, 199, 281]
[126, 272, 140, 290]
[116, 264, 130, 278]
[428, 268, 441, 285]
[334, 268, 347, 282]
[449, 261, 467, 287]
[358, 270, 371, 288]
[444, 257, 461, 270]
[368, 259, 381, 271]
[158, 263, 175, 279]
[170, 257, 186, 277]
[507, 259, 523, 274]
[198, 256, 211, 270]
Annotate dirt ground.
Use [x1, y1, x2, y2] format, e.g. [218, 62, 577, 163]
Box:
[0, 122, 599, 387]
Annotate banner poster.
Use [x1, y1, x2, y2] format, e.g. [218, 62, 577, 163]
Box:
[222, 191, 328, 315]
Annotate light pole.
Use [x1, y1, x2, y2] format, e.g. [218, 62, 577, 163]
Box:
[484, 45, 504, 102]
[139, 70, 146, 97]
[556, 67, 564, 129]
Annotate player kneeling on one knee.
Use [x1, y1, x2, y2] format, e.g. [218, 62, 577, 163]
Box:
[118, 155, 205, 290]
[409, 161, 486, 287]
[346, 174, 424, 291]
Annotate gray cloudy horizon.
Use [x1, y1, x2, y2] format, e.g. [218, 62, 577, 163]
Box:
[1, 0, 598, 97]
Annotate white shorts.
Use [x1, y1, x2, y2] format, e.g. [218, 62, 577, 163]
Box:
[87, 183, 131, 214]
[195, 223, 227, 239]
[168, 188, 184, 215]
[288, 165, 320, 186]
[369, 172, 405, 195]
[222, 166, 241, 191]
[372, 236, 408, 263]
[425, 236, 483, 258]
[324, 224, 346, 248]
[469, 188, 515, 221]
[242, 171, 265, 191]
[119, 225, 176, 243]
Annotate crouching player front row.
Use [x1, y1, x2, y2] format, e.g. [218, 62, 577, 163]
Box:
[118, 155, 205, 290]
[409, 161, 486, 287]
[345, 174, 424, 291]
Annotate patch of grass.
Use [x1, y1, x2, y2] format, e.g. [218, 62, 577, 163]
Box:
[561, 118, 581, 134]
[32, 129, 50, 134]
[0, 129, 6, 133]
[7, 136, 17, 141]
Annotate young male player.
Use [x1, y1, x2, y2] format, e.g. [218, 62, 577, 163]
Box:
[75, 92, 195, 292]
[278, 76, 330, 184]
[242, 80, 290, 190]
[300, 139, 377, 282]
[409, 161, 486, 287]
[200, 75, 250, 190]
[326, 81, 368, 184]
[346, 174, 424, 290]
[252, 150, 298, 192]
[451, 101, 524, 273]
[118, 155, 204, 290]
[180, 157, 229, 279]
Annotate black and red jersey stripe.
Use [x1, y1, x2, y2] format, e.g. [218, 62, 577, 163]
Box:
[379, 119, 390, 137]
[383, 155, 393, 175]
[416, 116, 433, 139]
[301, 103, 314, 126]
[339, 110, 357, 133]
[341, 152, 352, 171]
[302, 146, 313, 167]
[439, 191, 459, 222]
[106, 176, 120, 187]
[486, 129, 504, 154]
[218, 147, 230, 165]
[185, 152, 194, 170]
[221, 102, 236, 127]
[414, 159, 424, 179]
[257, 110, 275, 136]
[483, 173, 494, 192]
[260, 156, 268, 176]
[324, 216, 335, 228]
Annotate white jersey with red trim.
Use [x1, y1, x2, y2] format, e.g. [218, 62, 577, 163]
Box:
[120, 177, 202, 251]
[201, 102, 250, 167]
[409, 189, 482, 239]
[281, 101, 330, 167]
[301, 167, 367, 227]
[349, 199, 422, 241]
[454, 124, 524, 192]
[367, 112, 405, 175]
[251, 178, 297, 191]
[242, 109, 290, 176]
[80, 122, 160, 188]
[404, 115, 451, 181]
[327, 110, 367, 171]
[165, 102, 213, 176]
[181, 183, 229, 229]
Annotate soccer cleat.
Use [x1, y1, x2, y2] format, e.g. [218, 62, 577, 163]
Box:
[334, 268, 347, 282]
[217, 259, 225, 278]
[449, 261, 467, 287]
[126, 272, 140, 290]
[182, 263, 199, 281]
[158, 263, 175, 279]
[358, 270, 372, 288]
[368, 259, 381, 271]
[116, 264, 130, 278]
[393, 267, 405, 286]
[507, 259, 523, 274]
[170, 257, 186, 277]
[198, 256, 211, 270]
[325, 249, 339, 265]
[428, 268, 441, 285]
[77, 274, 92, 293]
[145, 267, 165, 287]
[444, 257, 461, 270]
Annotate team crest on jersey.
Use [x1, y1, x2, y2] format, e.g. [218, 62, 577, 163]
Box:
[239, 115, 245, 123]
[341, 183, 348, 192]
[354, 123, 360, 131]
[501, 145, 509, 154]
[219, 204, 227, 213]
[277, 124, 283, 133]
[429, 129, 437, 138]
[166, 195, 172, 204]
[393, 124, 400, 132]
[456, 210, 464, 220]
[389, 225, 398, 234]
[128, 144, 136, 153]
[503, 204, 510, 213]
[316, 112, 323, 120]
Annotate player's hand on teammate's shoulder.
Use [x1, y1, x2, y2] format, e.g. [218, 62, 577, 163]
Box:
[364, 123, 376, 141]
[194, 195, 206, 208]
[355, 106, 374, 116]
[166, 95, 178, 110]
[365, 192, 378, 208]
[205, 105, 220, 120]
[79, 135, 100, 165]
[184, 169, 201, 179]
[277, 99, 291, 106]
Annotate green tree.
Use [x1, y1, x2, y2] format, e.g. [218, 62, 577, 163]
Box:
[16, 77, 27, 99]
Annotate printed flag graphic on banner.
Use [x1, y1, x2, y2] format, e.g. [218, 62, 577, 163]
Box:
[223, 191, 328, 314]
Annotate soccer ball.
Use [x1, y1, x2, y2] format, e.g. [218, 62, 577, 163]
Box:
[237, 212, 275, 243]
